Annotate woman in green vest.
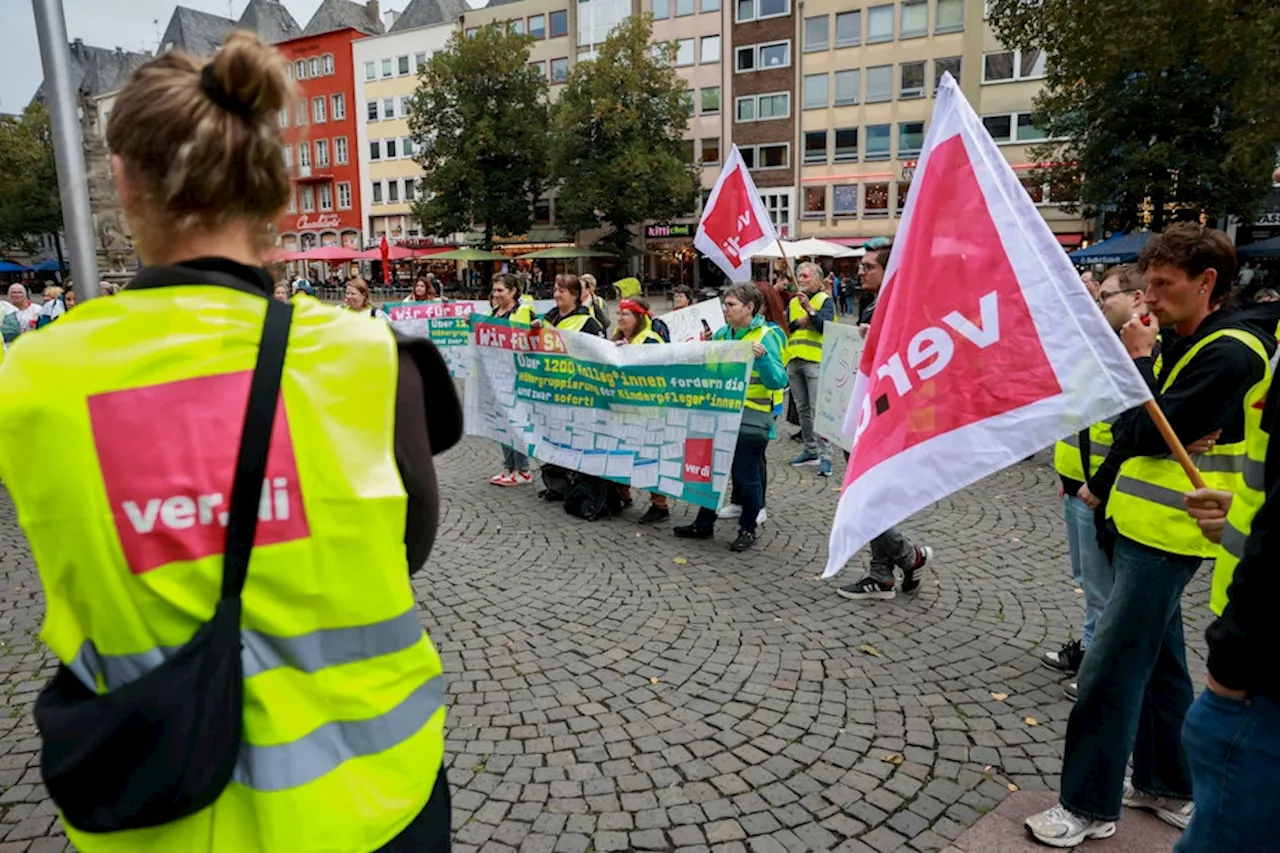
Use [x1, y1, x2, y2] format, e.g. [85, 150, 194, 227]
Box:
[0, 31, 455, 852]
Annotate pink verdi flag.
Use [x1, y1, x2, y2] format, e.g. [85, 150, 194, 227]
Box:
[823, 74, 1151, 579]
[695, 145, 779, 283]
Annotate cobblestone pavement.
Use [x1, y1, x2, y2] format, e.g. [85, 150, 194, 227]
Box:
[0, 438, 1210, 852]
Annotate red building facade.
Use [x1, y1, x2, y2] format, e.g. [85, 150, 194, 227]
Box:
[274, 28, 367, 252]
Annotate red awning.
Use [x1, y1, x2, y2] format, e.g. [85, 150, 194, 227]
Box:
[1054, 233, 1085, 248]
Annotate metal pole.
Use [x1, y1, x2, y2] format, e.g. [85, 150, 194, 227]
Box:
[32, 0, 99, 303]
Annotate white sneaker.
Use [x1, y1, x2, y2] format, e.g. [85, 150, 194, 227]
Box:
[757, 507, 767, 524]
[512, 471, 533, 486]
[718, 504, 743, 519]
[1123, 779, 1194, 830]
[1025, 805, 1116, 848]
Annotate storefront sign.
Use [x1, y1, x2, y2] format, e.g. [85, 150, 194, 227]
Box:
[296, 213, 342, 231]
[646, 223, 692, 239]
[1252, 213, 1280, 226]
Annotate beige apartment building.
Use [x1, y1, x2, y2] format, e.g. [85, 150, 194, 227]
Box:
[794, 0, 1088, 247]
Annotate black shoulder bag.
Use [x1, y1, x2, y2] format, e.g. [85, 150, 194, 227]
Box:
[34, 298, 294, 833]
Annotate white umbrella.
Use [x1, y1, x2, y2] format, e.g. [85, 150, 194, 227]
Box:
[787, 237, 861, 258]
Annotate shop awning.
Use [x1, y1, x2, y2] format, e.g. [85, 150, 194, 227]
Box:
[1054, 233, 1085, 248]
[1068, 232, 1153, 265]
[1238, 234, 1280, 258]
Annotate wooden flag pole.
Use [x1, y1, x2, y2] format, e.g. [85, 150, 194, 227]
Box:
[776, 238, 798, 290]
[1143, 399, 1207, 490]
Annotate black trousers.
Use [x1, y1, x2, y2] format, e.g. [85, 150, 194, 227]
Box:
[376, 765, 451, 852]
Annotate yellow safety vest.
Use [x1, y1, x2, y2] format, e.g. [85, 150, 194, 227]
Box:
[552, 310, 594, 333]
[1107, 328, 1271, 558]
[629, 327, 664, 345]
[742, 324, 786, 413]
[498, 303, 534, 326]
[1053, 417, 1117, 483]
[787, 291, 829, 363]
[520, 294, 535, 307]
[0, 284, 445, 853]
[1211, 354, 1275, 613]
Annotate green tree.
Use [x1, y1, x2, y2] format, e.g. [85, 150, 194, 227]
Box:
[0, 103, 63, 257]
[988, 0, 1280, 230]
[407, 24, 549, 247]
[549, 15, 699, 256]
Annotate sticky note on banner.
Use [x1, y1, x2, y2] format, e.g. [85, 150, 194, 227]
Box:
[632, 460, 660, 488]
[659, 460, 682, 479]
[715, 450, 733, 472]
[605, 453, 634, 478]
[658, 477, 684, 496]
[689, 414, 716, 435]
[661, 443, 682, 460]
[582, 451, 608, 476]
[667, 409, 689, 427]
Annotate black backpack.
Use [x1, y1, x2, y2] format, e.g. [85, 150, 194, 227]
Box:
[563, 473, 622, 521]
[538, 464, 570, 502]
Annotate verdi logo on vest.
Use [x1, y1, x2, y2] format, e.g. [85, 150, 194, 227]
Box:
[89, 372, 310, 574]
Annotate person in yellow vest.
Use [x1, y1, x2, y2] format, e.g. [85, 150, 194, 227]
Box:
[1028, 223, 1280, 848]
[532, 274, 605, 337]
[786, 261, 835, 477]
[674, 284, 788, 553]
[0, 32, 457, 853]
[613, 298, 672, 524]
[489, 273, 536, 487]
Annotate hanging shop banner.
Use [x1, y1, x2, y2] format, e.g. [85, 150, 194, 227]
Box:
[655, 300, 726, 343]
[386, 299, 557, 377]
[814, 321, 865, 452]
[464, 316, 753, 509]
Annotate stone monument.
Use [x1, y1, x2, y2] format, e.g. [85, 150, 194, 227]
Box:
[80, 91, 136, 282]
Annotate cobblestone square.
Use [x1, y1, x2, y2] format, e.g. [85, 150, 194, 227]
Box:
[0, 438, 1209, 851]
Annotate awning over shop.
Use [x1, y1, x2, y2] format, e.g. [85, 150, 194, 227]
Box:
[1068, 231, 1153, 265]
[1238, 234, 1280, 259]
[1054, 233, 1085, 248]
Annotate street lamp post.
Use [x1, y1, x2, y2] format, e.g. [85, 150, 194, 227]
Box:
[32, 0, 100, 303]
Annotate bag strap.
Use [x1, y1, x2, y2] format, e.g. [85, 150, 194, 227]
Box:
[221, 299, 293, 602]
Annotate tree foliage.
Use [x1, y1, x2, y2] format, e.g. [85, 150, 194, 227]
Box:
[989, 0, 1280, 230]
[0, 103, 62, 252]
[549, 15, 699, 255]
[408, 24, 549, 246]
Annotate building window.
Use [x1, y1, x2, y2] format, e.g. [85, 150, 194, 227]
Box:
[415, 51, 427, 71]
[736, 92, 790, 122]
[736, 97, 754, 122]
[308, 57, 320, 77]
[381, 58, 393, 78]
[403, 136, 414, 157]
[312, 96, 326, 124]
[405, 179, 416, 201]
[804, 15, 829, 51]
[283, 144, 293, 168]
[534, 198, 552, 223]
[675, 38, 695, 66]
[530, 59, 547, 78]
[370, 141, 381, 161]
[279, 107, 289, 128]
[897, 180, 911, 212]
[700, 35, 720, 64]
[1020, 174, 1045, 204]
[865, 182, 889, 216]
[866, 124, 890, 160]
[529, 13, 547, 37]
[296, 100, 307, 125]
[866, 65, 892, 102]
[758, 144, 789, 169]
[761, 191, 791, 230]
[701, 86, 721, 114]
[678, 138, 696, 163]
[982, 114, 1013, 142]
[367, 101, 378, 121]
[397, 55, 410, 76]
[372, 182, 383, 204]
[400, 96, 412, 117]
[936, 0, 963, 31]
[900, 0, 927, 37]
[803, 187, 826, 220]
[653, 0, 670, 17]
[899, 121, 924, 156]
[386, 139, 397, 159]
[834, 127, 858, 161]
[834, 69, 860, 105]
[867, 5, 894, 42]
[736, 41, 790, 73]
[383, 98, 396, 119]
[388, 181, 399, 203]
[982, 111, 1049, 142]
[702, 0, 720, 11]
[465, 26, 478, 37]
[934, 56, 961, 91]
[549, 10, 568, 37]
[335, 137, 348, 165]
[804, 130, 828, 163]
[1017, 112, 1048, 141]
[900, 61, 925, 99]
[364, 61, 376, 81]
[319, 184, 333, 211]
[298, 141, 311, 168]
[331, 93, 346, 120]
[315, 139, 330, 167]
[735, 0, 790, 23]
[833, 184, 857, 218]
[295, 59, 307, 79]
[676, 0, 695, 14]
[301, 185, 315, 212]
[835, 10, 861, 47]
[510, 18, 525, 35]
[322, 54, 334, 75]
[551, 57, 569, 83]
[803, 73, 828, 110]
[337, 182, 352, 210]
[983, 48, 1045, 83]
[288, 188, 297, 213]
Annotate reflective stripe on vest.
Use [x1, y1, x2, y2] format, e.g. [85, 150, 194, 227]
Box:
[1053, 417, 1116, 481]
[1107, 327, 1271, 558]
[743, 324, 783, 413]
[629, 328, 663, 345]
[787, 292, 828, 362]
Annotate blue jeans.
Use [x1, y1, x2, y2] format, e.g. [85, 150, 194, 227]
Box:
[502, 446, 528, 472]
[696, 432, 768, 533]
[1059, 536, 1199, 821]
[1175, 690, 1280, 852]
[1063, 495, 1114, 648]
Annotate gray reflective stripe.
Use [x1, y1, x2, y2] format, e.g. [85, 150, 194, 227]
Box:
[1061, 434, 1111, 454]
[233, 673, 445, 792]
[1192, 454, 1246, 474]
[69, 609, 425, 691]
[1220, 520, 1248, 561]
[1113, 476, 1187, 510]
[1244, 458, 1266, 492]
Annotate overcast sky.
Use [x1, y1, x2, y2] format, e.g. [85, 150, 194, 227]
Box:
[0, 1, 327, 112]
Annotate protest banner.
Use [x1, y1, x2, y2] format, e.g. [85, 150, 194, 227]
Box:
[657, 300, 726, 344]
[814, 322, 864, 452]
[385, 299, 555, 378]
[464, 317, 753, 509]
[823, 73, 1151, 577]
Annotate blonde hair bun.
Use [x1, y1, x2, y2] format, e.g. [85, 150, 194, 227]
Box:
[206, 30, 291, 119]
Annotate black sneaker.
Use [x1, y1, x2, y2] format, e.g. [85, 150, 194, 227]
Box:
[729, 529, 757, 552]
[901, 545, 933, 593]
[639, 506, 670, 524]
[674, 524, 714, 540]
[1041, 639, 1084, 674]
[837, 576, 896, 600]
[1064, 681, 1078, 701]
